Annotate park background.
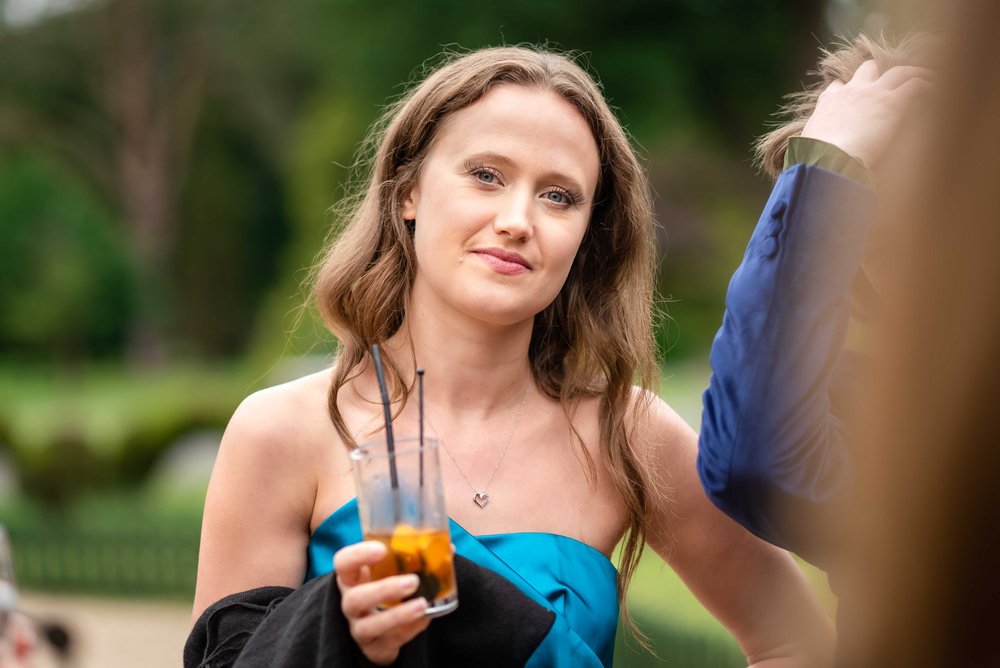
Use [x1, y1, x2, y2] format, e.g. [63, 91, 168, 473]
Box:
[0, 0, 902, 665]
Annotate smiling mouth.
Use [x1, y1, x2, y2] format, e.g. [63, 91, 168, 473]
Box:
[471, 248, 532, 275]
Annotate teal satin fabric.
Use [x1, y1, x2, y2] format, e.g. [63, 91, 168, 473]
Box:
[306, 498, 619, 667]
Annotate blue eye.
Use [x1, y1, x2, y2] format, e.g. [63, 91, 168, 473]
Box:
[477, 171, 496, 184]
[546, 191, 567, 204]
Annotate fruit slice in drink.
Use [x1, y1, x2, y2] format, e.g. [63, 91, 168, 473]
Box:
[366, 523, 456, 606]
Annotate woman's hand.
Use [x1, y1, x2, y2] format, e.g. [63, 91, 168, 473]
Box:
[802, 59, 933, 174]
[334, 541, 430, 666]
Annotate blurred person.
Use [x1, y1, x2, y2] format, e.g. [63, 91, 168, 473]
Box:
[844, 1, 1000, 665]
[697, 33, 934, 570]
[188, 46, 835, 667]
[0, 525, 35, 668]
[0, 613, 37, 668]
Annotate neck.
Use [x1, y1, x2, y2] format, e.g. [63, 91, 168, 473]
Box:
[382, 289, 535, 420]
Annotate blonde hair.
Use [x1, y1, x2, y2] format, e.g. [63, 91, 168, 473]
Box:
[755, 32, 932, 179]
[313, 46, 659, 635]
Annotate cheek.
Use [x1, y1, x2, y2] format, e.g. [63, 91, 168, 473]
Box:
[541, 225, 589, 290]
[413, 196, 495, 266]
[555, 217, 590, 267]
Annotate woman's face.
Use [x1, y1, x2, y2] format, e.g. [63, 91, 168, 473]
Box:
[402, 84, 600, 327]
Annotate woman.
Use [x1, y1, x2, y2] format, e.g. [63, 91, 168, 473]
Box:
[192, 46, 833, 667]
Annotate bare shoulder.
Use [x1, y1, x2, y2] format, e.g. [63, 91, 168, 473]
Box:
[193, 368, 335, 619]
[565, 387, 695, 480]
[627, 385, 698, 456]
[223, 368, 335, 461]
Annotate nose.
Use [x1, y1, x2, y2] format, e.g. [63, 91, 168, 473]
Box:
[492, 188, 533, 241]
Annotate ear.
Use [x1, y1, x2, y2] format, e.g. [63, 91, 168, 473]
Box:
[401, 183, 419, 221]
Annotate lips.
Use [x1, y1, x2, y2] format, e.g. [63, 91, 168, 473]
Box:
[471, 247, 532, 275]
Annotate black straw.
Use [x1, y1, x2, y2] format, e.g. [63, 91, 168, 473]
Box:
[417, 368, 425, 487]
[370, 344, 399, 489]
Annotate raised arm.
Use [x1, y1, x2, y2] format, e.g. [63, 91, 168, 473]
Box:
[644, 396, 835, 667]
[696, 61, 932, 566]
[697, 163, 873, 564]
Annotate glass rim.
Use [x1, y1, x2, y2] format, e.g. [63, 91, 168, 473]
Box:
[350, 435, 439, 461]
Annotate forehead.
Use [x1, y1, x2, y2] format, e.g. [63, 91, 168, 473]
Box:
[429, 85, 601, 193]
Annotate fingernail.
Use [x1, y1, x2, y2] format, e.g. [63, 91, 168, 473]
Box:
[362, 543, 386, 560]
[401, 574, 420, 590]
[410, 597, 428, 612]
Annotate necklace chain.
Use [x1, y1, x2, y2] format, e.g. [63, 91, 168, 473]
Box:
[429, 383, 530, 509]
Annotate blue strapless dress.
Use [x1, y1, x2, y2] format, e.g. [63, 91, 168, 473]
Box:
[306, 498, 619, 667]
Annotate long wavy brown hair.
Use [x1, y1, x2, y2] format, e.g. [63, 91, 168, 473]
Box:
[312, 45, 660, 634]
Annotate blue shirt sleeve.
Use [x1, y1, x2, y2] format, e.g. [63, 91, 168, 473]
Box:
[696, 164, 875, 567]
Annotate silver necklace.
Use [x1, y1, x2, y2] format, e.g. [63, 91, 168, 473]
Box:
[430, 384, 530, 510]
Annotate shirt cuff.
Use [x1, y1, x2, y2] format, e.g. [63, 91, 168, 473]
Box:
[784, 136, 877, 191]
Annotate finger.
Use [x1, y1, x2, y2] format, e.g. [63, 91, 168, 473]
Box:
[333, 541, 388, 587]
[336, 564, 373, 595]
[381, 614, 432, 647]
[362, 644, 401, 667]
[352, 597, 429, 646]
[850, 59, 881, 84]
[893, 77, 935, 104]
[878, 65, 936, 90]
[342, 574, 421, 618]
[825, 79, 846, 92]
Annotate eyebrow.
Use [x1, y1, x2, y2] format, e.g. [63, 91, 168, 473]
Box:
[463, 150, 590, 202]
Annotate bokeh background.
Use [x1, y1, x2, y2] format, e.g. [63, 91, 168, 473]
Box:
[0, 0, 885, 665]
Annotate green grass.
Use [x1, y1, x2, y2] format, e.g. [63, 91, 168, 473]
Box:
[658, 359, 711, 430]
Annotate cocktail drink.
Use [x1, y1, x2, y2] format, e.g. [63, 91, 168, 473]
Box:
[351, 436, 458, 617]
[365, 525, 456, 604]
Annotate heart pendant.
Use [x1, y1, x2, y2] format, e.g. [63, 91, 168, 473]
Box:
[473, 492, 490, 509]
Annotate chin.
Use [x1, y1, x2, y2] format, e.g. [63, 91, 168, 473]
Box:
[456, 292, 549, 328]
[465, 304, 538, 327]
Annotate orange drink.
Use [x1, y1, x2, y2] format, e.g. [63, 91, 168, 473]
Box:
[366, 524, 456, 605]
[351, 436, 459, 617]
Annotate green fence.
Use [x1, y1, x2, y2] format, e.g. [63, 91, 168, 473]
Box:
[8, 524, 199, 598]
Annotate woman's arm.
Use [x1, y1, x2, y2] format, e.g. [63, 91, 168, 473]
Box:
[191, 387, 319, 622]
[643, 396, 836, 667]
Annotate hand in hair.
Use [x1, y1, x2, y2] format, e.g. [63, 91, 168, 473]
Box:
[801, 59, 933, 175]
[334, 541, 431, 665]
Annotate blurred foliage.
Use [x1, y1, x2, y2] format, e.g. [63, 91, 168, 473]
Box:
[0, 0, 832, 364]
[172, 100, 291, 356]
[0, 363, 253, 506]
[0, 154, 135, 358]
